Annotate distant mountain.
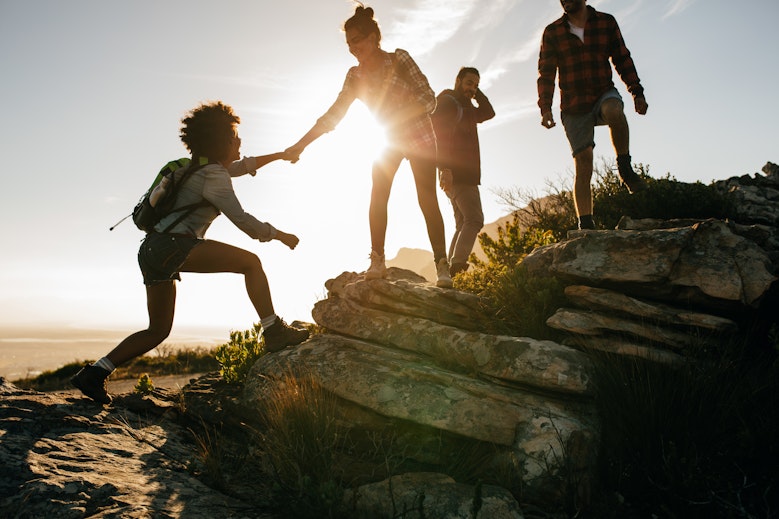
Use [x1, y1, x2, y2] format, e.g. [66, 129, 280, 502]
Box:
[387, 194, 560, 278]
[386, 212, 520, 280]
[386, 248, 435, 282]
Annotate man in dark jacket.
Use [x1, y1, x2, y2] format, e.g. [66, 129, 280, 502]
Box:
[432, 67, 495, 276]
[538, 0, 648, 230]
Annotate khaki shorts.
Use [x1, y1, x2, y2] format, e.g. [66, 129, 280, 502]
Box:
[561, 87, 623, 157]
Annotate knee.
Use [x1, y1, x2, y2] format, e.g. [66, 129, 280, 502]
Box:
[146, 324, 172, 344]
[242, 252, 263, 275]
[601, 99, 626, 124]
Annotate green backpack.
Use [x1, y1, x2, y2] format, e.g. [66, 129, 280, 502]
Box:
[110, 157, 211, 233]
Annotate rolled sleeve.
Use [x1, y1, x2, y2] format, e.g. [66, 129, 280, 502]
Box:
[315, 69, 358, 133]
[202, 167, 278, 242]
[395, 49, 436, 114]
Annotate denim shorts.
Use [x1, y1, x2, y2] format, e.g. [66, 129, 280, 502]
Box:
[561, 87, 623, 157]
[137, 233, 202, 286]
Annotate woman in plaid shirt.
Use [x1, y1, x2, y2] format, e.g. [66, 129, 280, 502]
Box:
[286, 3, 452, 288]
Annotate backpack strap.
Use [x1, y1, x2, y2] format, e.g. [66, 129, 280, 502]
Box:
[442, 93, 463, 126]
[158, 160, 212, 234]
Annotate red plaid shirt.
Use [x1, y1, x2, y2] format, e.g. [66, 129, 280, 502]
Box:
[537, 6, 644, 115]
[316, 48, 437, 157]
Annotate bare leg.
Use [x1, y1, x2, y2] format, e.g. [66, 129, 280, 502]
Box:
[573, 146, 594, 218]
[182, 239, 275, 318]
[601, 98, 630, 156]
[106, 281, 176, 367]
[409, 156, 447, 261]
[370, 150, 403, 255]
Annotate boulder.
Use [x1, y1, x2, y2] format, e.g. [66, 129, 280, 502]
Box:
[242, 269, 598, 503]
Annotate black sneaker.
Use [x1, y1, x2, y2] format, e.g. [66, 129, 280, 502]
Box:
[71, 364, 112, 404]
[617, 157, 647, 194]
[263, 318, 309, 353]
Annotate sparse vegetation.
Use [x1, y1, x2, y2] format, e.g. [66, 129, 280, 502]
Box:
[12, 345, 219, 391]
[213, 323, 265, 384]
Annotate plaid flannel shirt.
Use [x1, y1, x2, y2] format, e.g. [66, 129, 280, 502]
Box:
[537, 6, 644, 115]
[316, 48, 436, 157]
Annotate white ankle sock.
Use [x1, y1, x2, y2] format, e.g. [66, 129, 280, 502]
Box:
[93, 357, 115, 373]
[261, 314, 278, 330]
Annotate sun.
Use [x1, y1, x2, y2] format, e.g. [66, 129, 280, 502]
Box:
[323, 103, 388, 166]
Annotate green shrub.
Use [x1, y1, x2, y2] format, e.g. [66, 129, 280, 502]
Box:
[593, 164, 733, 230]
[495, 159, 733, 234]
[133, 373, 155, 396]
[213, 323, 265, 385]
[456, 214, 565, 339]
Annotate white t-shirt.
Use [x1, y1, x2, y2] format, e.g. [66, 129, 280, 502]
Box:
[569, 23, 585, 42]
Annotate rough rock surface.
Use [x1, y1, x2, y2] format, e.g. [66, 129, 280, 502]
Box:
[243, 268, 598, 504]
[0, 378, 268, 518]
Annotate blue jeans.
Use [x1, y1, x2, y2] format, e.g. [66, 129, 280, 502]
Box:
[446, 183, 484, 266]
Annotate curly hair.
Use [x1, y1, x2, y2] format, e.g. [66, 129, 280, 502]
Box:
[179, 101, 240, 161]
[344, 2, 381, 44]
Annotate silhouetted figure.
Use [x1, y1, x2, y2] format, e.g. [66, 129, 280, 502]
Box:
[285, 3, 452, 288]
[431, 67, 495, 276]
[538, 0, 648, 230]
[71, 102, 308, 404]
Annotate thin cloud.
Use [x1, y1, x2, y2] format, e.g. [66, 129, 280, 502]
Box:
[384, 0, 479, 55]
[470, 0, 523, 31]
[663, 0, 696, 19]
[481, 28, 544, 88]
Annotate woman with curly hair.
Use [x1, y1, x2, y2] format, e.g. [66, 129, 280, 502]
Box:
[285, 3, 452, 288]
[71, 101, 308, 404]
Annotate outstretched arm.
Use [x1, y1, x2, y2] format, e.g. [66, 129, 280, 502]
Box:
[284, 125, 328, 163]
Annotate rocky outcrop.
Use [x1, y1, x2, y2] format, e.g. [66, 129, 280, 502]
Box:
[520, 162, 779, 361]
[242, 268, 598, 508]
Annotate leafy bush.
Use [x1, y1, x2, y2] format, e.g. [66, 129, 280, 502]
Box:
[494, 159, 733, 234]
[593, 163, 733, 230]
[133, 373, 154, 396]
[455, 213, 565, 339]
[213, 323, 265, 385]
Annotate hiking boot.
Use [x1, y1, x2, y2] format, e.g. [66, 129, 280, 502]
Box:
[617, 157, 647, 193]
[263, 317, 309, 353]
[435, 258, 453, 288]
[71, 364, 112, 404]
[365, 251, 386, 280]
[450, 262, 469, 277]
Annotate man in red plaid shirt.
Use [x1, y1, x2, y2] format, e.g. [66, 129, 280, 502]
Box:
[538, 0, 648, 230]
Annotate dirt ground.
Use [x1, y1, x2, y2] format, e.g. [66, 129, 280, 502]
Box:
[60, 373, 205, 399]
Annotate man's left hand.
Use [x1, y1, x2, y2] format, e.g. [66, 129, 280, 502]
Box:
[635, 96, 649, 115]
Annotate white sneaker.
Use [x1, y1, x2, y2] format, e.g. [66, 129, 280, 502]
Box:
[365, 251, 386, 280]
[435, 258, 453, 288]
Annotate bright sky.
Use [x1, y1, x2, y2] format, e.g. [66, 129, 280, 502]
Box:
[1, 0, 777, 340]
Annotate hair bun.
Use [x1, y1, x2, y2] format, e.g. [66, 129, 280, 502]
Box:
[355, 5, 374, 19]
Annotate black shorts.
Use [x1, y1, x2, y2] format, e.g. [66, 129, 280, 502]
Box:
[137, 233, 202, 286]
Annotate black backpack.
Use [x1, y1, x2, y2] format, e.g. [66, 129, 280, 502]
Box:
[110, 158, 211, 233]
